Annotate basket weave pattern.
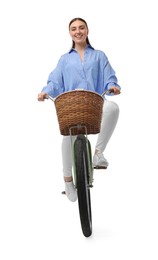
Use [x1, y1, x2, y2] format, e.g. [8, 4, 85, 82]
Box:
[54, 90, 104, 136]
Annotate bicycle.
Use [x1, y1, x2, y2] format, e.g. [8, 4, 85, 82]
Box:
[46, 89, 110, 237]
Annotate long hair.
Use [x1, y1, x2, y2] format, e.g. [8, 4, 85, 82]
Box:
[69, 17, 91, 48]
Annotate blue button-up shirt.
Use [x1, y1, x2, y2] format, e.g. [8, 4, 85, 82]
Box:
[42, 45, 120, 97]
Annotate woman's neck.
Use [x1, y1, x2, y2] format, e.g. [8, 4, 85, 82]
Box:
[75, 42, 87, 52]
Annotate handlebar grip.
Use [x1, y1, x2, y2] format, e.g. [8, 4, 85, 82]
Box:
[101, 89, 114, 97]
[45, 95, 55, 102]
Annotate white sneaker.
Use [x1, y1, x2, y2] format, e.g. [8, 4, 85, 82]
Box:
[65, 181, 77, 202]
[92, 153, 109, 169]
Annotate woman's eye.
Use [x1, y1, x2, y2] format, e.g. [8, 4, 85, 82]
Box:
[70, 26, 85, 32]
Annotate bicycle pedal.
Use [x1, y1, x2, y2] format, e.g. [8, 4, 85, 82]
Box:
[93, 166, 107, 169]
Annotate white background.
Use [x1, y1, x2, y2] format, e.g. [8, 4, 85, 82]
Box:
[0, 0, 158, 259]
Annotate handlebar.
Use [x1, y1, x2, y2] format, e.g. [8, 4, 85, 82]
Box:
[45, 89, 114, 102]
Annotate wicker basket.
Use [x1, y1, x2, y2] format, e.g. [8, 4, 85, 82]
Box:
[54, 90, 104, 136]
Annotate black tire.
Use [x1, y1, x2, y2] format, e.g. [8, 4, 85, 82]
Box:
[74, 135, 92, 237]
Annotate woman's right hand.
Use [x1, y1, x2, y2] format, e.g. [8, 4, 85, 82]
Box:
[37, 92, 47, 101]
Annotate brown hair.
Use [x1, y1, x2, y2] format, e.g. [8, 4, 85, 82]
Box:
[69, 17, 91, 48]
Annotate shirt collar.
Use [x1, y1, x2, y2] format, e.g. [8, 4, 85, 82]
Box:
[68, 44, 94, 53]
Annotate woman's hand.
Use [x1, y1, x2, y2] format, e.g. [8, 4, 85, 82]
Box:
[109, 86, 121, 95]
[37, 92, 47, 101]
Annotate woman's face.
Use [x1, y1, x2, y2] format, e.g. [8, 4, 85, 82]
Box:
[69, 20, 88, 46]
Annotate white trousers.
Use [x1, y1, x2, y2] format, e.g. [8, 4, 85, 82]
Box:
[61, 100, 119, 177]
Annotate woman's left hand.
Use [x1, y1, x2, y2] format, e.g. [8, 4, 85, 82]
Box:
[109, 86, 121, 95]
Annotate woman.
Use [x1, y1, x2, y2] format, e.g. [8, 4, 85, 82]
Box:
[38, 17, 121, 202]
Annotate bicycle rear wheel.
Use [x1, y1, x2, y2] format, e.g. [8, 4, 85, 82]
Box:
[74, 134, 92, 237]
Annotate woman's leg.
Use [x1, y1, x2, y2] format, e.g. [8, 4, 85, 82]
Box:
[62, 136, 74, 180]
[96, 100, 119, 152]
[61, 136, 77, 201]
[93, 100, 119, 167]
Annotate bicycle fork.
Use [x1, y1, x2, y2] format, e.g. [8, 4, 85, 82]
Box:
[70, 125, 94, 189]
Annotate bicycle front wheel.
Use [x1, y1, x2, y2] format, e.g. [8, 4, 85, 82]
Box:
[74, 134, 92, 237]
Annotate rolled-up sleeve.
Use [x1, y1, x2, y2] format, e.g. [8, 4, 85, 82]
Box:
[103, 55, 121, 91]
[42, 58, 64, 97]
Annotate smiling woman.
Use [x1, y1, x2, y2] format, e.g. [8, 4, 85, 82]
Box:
[37, 17, 121, 202]
[69, 17, 91, 51]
